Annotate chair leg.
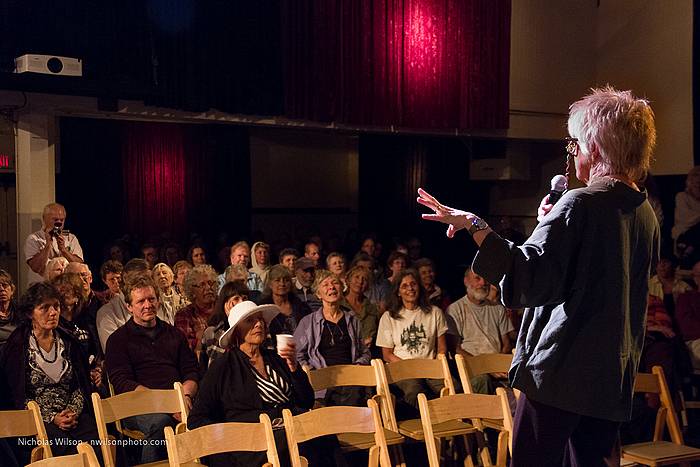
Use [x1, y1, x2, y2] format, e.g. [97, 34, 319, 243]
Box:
[391, 444, 406, 467]
[368, 445, 380, 467]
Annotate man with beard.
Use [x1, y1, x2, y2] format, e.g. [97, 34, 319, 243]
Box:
[176, 265, 219, 352]
[446, 267, 515, 394]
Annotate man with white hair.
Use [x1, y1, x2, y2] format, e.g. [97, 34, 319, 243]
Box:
[419, 87, 659, 465]
[24, 203, 84, 285]
[446, 267, 514, 393]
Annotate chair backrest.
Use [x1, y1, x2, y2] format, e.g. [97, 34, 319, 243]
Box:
[283, 399, 391, 467]
[164, 413, 280, 466]
[372, 354, 455, 430]
[418, 389, 511, 467]
[303, 364, 378, 391]
[93, 382, 189, 467]
[632, 366, 684, 445]
[27, 443, 99, 467]
[0, 401, 52, 459]
[455, 353, 513, 393]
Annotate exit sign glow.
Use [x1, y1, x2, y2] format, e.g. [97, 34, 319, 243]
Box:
[0, 153, 13, 173]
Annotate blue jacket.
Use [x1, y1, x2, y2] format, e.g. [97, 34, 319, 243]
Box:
[294, 307, 371, 370]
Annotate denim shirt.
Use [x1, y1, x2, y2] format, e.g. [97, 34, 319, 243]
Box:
[294, 307, 371, 370]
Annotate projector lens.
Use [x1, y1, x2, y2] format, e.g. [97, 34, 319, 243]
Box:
[47, 57, 63, 74]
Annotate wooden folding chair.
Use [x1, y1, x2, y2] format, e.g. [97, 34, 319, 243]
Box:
[372, 355, 470, 440]
[303, 363, 405, 458]
[621, 366, 700, 466]
[164, 413, 280, 466]
[0, 400, 52, 462]
[283, 399, 392, 467]
[92, 382, 189, 467]
[27, 443, 100, 467]
[418, 389, 512, 467]
[455, 353, 513, 430]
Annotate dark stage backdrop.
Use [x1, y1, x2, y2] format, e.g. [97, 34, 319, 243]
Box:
[57, 118, 250, 272]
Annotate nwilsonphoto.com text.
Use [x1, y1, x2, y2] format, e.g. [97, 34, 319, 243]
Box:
[18, 437, 166, 447]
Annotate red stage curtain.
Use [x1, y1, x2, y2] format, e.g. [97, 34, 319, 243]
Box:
[282, 0, 511, 130]
[122, 122, 187, 240]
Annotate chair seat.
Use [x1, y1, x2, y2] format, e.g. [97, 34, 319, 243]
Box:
[481, 418, 505, 430]
[622, 441, 700, 465]
[397, 417, 475, 440]
[338, 428, 404, 451]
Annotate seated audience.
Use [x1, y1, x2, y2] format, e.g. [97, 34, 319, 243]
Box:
[386, 251, 408, 285]
[188, 301, 315, 467]
[187, 245, 207, 267]
[446, 268, 515, 394]
[677, 261, 700, 368]
[172, 260, 192, 302]
[0, 269, 18, 348]
[339, 265, 380, 351]
[141, 243, 158, 270]
[673, 166, 700, 266]
[293, 257, 322, 311]
[250, 241, 271, 284]
[64, 262, 103, 354]
[44, 256, 68, 281]
[414, 257, 451, 310]
[326, 252, 347, 289]
[217, 241, 263, 292]
[648, 254, 692, 317]
[376, 269, 448, 410]
[258, 265, 312, 344]
[0, 282, 101, 461]
[278, 247, 298, 273]
[95, 259, 122, 304]
[304, 241, 321, 268]
[162, 242, 182, 267]
[153, 262, 187, 321]
[96, 258, 169, 351]
[105, 275, 198, 464]
[295, 270, 370, 406]
[200, 280, 250, 370]
[176, 265, 219, 353]
[351, 252, 390, 311]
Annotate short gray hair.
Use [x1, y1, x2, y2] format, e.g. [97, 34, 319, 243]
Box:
[184, 264, 218, 301]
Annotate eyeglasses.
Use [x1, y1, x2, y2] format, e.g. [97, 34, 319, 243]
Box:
[565, 137, 579, 157]
[192, 280, 217, 290]
[0, 282, 12, 289]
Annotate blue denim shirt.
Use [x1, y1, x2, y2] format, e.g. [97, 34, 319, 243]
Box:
[294, 307, 371, 370]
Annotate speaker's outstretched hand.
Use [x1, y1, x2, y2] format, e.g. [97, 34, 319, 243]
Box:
[417, 188, 472, 238]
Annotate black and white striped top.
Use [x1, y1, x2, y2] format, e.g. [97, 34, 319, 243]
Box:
[252, 363, 291, 406]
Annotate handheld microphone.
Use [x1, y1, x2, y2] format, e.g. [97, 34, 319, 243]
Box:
[548, 174, 568, 205]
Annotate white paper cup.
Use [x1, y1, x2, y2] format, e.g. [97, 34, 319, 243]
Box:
[276, 334, 294, 352]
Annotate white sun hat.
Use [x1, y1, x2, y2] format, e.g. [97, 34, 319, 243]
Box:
[218, 301, 280, 348]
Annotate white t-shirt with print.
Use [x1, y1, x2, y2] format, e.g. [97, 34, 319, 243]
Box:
[376, 305, 448, 360]
[446, 295, 514, 356]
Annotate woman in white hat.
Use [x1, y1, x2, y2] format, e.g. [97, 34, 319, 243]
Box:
[187, 300, 315, 466]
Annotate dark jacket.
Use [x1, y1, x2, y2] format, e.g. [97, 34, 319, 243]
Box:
[188, 347, 314, 428]
[105, 317, 199, 394]
[256, 293, 312, 344]
[0, 323, 92, 412]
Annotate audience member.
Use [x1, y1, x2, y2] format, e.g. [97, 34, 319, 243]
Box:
[326, 252, 347, 287]
[162, 242, 182, 267]
[250, 241, 271, 284]
[153, 262, 187, 322]
[43, 256, 69, 281]
[187, 245, 207, 267]
[339, 265, 380, 351]
[200, 280, 250, 370]
[258, 264, 312, 344]
[293, 257, 322, 311]
[141, 243, 158, 270]
[414, 257, 451, 310]
[376, 269, 448, 410]
[217, 241, 263, 292]
[386, 251, 408, 285]
[278, 247, 298, 273]
[351, 252, 390, 311]
[295, 270, 370, 406]
[648, 255, 692, 317]
[304, 241, 321, 267]
[446, 268, 515, 393]
[188, 301, 314, 467]
[172, 260, 192, 300]
[64, 262, 103, 355]
[105, 275, 198, 464]
[0, 283, 101, 460]
[176, 265, 219, 353]
[0, 269, 18, 348]
[673, 166, 700, 266]
[95, 259, 122, 304]
[25, 203, 84, 285]
[677, 261, 700, 368]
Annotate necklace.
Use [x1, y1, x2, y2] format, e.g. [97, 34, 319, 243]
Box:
[31, 330, 58, 363]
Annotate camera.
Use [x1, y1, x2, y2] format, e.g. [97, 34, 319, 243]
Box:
[50, 222, 63, 237]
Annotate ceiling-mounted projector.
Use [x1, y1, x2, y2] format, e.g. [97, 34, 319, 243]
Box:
[14, 54, 82, 76]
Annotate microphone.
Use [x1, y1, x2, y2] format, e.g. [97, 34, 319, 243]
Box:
[548, 174, 568, 205]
